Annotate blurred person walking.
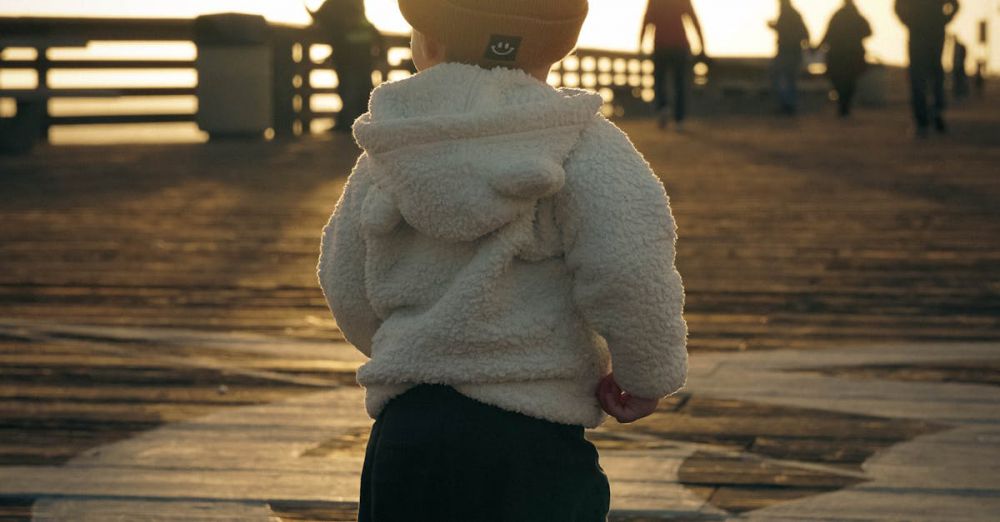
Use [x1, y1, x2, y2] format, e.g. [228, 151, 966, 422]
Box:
[308, 0, 384, 133]
[974, 60, 986, 97]
[640, 0, 707, 130]
[895, 0, 959, 136]
[819, 0, 872, 117]
[769, 0, 811, 115]
[951, 36, 970, 100]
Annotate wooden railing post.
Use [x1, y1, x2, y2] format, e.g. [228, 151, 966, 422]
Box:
[271, 34, 297, 139]
[36, 46, 51, 141]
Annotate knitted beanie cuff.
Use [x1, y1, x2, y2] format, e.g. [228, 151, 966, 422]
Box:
[399, 0, 588, 70]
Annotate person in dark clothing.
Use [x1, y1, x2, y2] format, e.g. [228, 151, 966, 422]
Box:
[640, 0, 707, 130]
[769, 0, 811, 115]
[819, 0, 872, 117]
[951, 36, 970, 100]
[308, 0, 384, 132]
[974, 59, 986, 98]
[895, 0, 959, 136]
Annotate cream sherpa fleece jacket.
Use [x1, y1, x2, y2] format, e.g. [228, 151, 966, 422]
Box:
[317, 62, 687, 428]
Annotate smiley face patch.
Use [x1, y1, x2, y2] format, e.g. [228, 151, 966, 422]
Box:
[485, 34, 522, 61]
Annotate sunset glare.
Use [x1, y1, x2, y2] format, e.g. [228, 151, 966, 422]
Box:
[1, 0, 997, 71]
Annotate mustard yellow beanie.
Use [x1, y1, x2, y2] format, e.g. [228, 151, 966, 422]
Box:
[398, 0, 589, 71]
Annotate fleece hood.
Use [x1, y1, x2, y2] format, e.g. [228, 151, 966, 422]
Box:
[352, 62, 603, 242]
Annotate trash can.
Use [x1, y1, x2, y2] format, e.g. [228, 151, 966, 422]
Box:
[194, 13, 273, 139]
[0, 99, 44, 155]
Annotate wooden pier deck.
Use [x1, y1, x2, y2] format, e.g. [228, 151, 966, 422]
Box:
[1, 95, 999, 520]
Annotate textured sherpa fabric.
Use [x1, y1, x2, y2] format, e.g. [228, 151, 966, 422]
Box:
[317, 62, 687, 428]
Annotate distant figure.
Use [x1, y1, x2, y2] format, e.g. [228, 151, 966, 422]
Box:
[640, 0, 707, 130]
[951, 36, 970, 100]
[309, 0, 384, 133]
[974, 59, 986, 97]
[895, 0, 959, 136]
[819, 0, 872, 117]
[769, 0, 811, 115]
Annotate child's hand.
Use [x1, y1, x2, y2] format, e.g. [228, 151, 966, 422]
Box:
[596, 373, 659, 424]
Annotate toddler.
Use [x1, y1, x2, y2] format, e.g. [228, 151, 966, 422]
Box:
[317, 0, 688, 520]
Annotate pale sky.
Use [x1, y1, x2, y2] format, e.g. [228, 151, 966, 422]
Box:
[1, 0, 997, 70]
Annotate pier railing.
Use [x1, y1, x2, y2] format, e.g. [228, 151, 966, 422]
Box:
[0, 18, 197, 135]
[0, 16, 850, 148]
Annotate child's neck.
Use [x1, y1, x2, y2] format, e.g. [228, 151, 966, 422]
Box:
[525, 65, 552, 82]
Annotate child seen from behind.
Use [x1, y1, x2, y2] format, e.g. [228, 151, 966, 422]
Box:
[317, 0, 688, 520]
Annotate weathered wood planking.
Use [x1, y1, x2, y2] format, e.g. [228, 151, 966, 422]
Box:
[0, 96, 998, 520]
[1, 101, 998, 351]
[0, 334, 357, 467]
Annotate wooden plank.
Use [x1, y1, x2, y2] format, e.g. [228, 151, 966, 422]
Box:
[0, 354, 359, 374]
[708, 486, 840, 514]
[677, 452, 864, 489]
[0, 60, 195, 69]
[51, 114, 194, 125]
[0, 88, 195, 98]
[625, 411, 940, 442]
[814, 361, 1000, 387]
[268, 500, 358, 522]
[0, 364, 344, 387]
[749, 437, 898, 466]
[0, 17, 194, 41]
[31, 498, 275, 521]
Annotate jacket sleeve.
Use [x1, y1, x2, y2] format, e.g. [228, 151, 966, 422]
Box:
[317, 155, 381, 357]
[556, 117, 688, 399]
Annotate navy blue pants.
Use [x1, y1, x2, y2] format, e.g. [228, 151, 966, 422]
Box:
[358, 384, 610, 522]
